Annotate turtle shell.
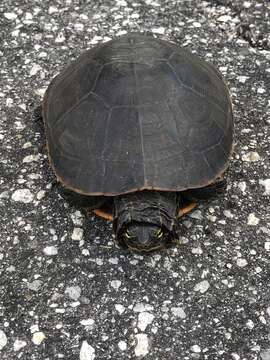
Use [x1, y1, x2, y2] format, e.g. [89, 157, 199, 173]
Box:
[43, 33, 233, 196]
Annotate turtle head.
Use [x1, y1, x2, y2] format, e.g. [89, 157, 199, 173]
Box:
[113, 191, 178, 252]
[121, 222, 171, 252]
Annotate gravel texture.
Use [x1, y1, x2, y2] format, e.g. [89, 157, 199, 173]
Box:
[0, 0, 269, 359]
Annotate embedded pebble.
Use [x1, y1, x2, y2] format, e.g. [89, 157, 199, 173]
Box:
[217, 15, 232, 22]
[80, 319, 95, 326]
[191, 246, 203, 254]
[242, 152, 260, 162]
[110, 280, 121, 290]
[71, 227, 84, 241]
[23, 154, 40, 163]
[188, 210, 203, 220]
[133, 303, 154, 313]
[108, 257, 119, 265]
[32, 332, 46, 345]
[80, 341, 95, 360]
[259, 179, 270, 195]
[30, 324, 39, 334]
[35, 87, 47, 97]
[4, 12, 17, 20]
[137, 312, 155, 331]
[65, 286, 81, 300]
[190, 344, 201, 353]
[14, 339, 27, 351]
[12, 189, 34, 203]
[55, 33, 66, 43]
[36, 190, 46, 200]
[43, 246, 58, 256]
[224, 210, 234, 219]
[115, 304, 125, 314]
[27, 280, 43, 291]
[246, 319, 254, 329]
[48, 6, 58, 14]
[237, 258, 248, 267]
[71, 211, 84, 226]
[237, 76, 249, 83]
[116, 0, 127, 5]
[171, 307, 186, 319]
[0, 191, 8, 199]
[231, 353, 240, 360]
[134, 334, 149, 357]
[118, 340, 127, 351]
[243, 1, 251, 8]
[238, 181, 247, 192]
[152, 27, 165, 34]
[193, 21, 201, 28]
[247, 213, 260, 226]
[257, 87, 266, 94]
[29, 64, 42, 76]
[0, 330, 7, 350]
[194, 280, 210, 293]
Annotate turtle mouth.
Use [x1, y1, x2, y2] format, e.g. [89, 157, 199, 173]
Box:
[120, 229, 173, 253]
[125, 243, 166, 253]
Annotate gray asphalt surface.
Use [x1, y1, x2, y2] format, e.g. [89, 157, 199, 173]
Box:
[0, 0, 270, 359]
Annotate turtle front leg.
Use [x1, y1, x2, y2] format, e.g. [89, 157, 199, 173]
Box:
[177, 178, 227, 218]
[93, 209, 113, 221]
[177, 201, 197, 218]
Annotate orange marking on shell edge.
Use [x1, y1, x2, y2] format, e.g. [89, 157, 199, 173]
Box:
[177, 202, 196, 218]
[93, 209, 113, 221]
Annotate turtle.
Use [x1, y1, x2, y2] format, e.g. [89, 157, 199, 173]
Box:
[42, 33, 233, 252]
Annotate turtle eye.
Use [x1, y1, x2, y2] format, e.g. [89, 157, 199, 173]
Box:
[155, 228, 163, 239]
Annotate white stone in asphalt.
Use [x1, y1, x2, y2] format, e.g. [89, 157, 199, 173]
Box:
[237, 258, 248, 267]
[194, 280, 210, 293]
[152, 27, 165, 34]
[43, 246, 58, 256]
[23, 154, 40, 163]
[115, 304, 125, 314]
[14, 339, 27, 351]
[12, 189, 34, 203]
[133, 303, 154, 313]
[80, 319, 95, 326]
[247, 213, 260, 226]
[118, 340, 127, 351]
[259, 179, 270, 195]
[171, 307, 186, 319]
[32, 332, 46, 345]
[110, 280, 121, 290]
[242, 151, 260, 162]
[246, 319, 255, 329]
[217, 15, 232, 22]
[134, 334, 149, 357]
[30, 64, 42, 76]
[190, 344, 201, 353]
[71, 227, 84, 241]
[137, 312, 155, 331]
[4, 12, 17, 20]
[80, 341, 95, 360]
[65, 286, 81, 300]
[0, 330, 7, 350]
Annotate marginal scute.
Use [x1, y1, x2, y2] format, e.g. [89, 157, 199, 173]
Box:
[43, 33, 233, 195]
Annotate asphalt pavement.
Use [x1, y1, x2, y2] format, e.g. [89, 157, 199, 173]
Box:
[0, 0, 269, 359]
